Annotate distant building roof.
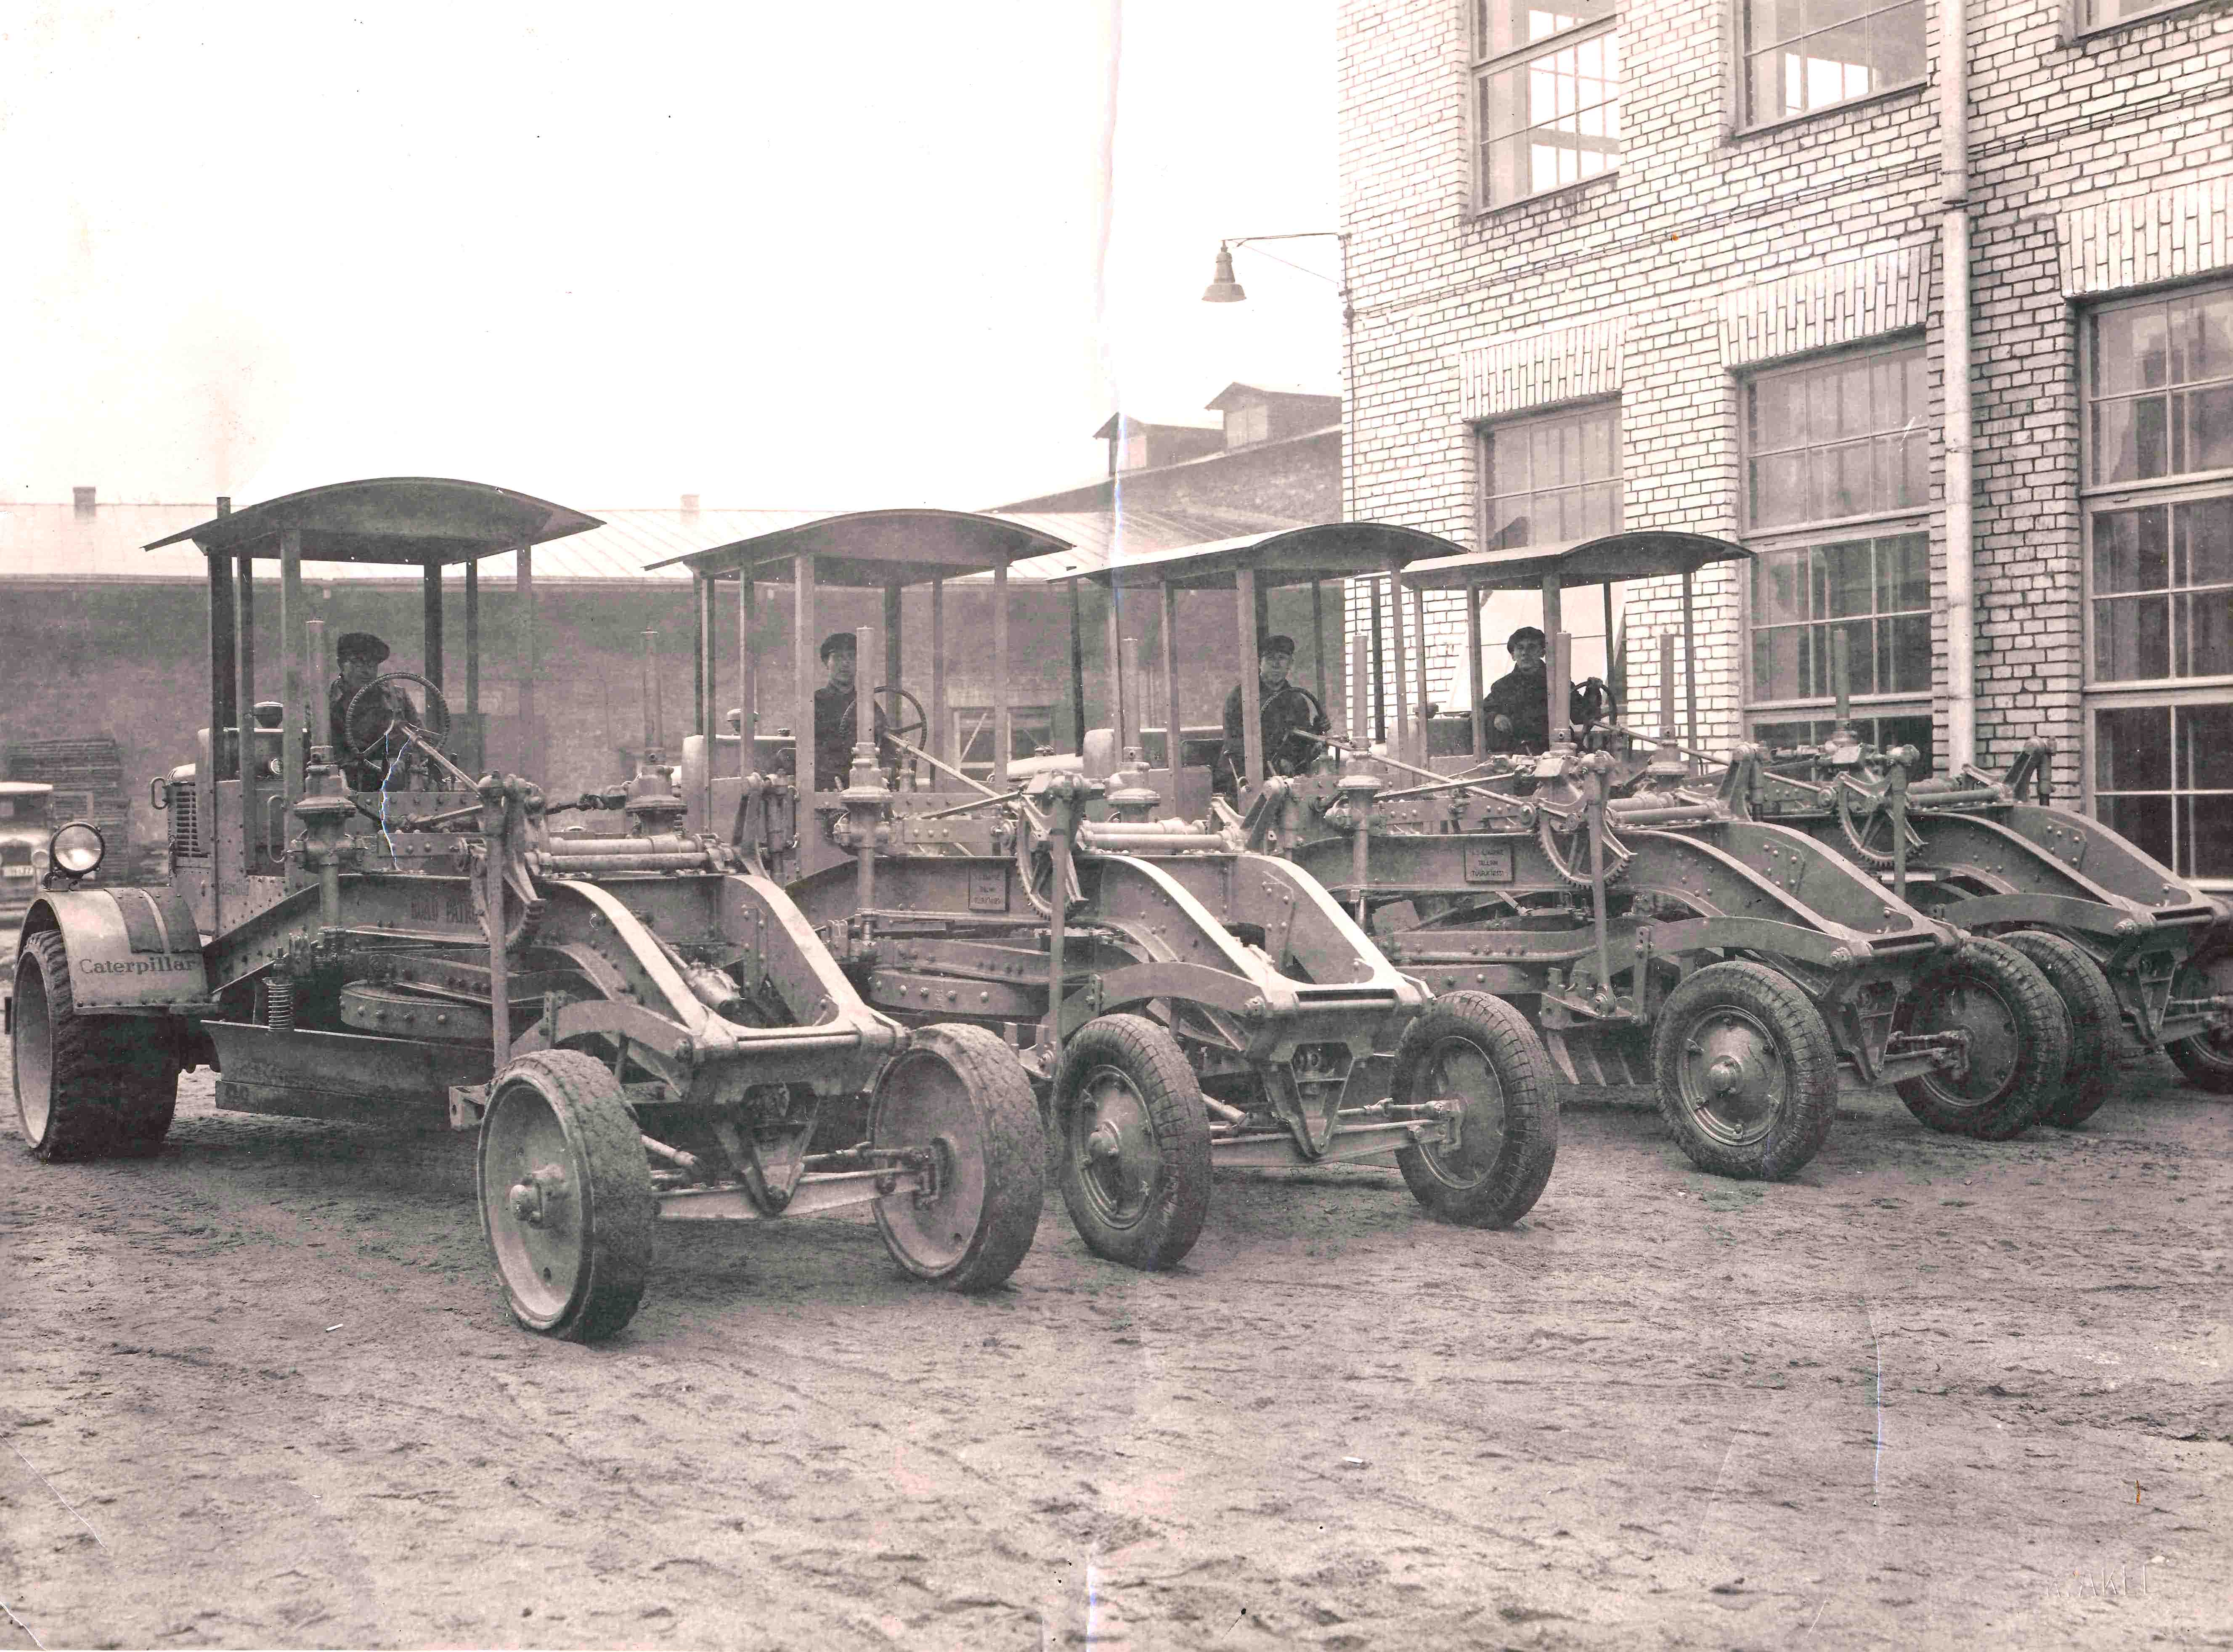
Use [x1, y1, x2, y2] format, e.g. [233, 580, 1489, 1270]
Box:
[1204, 381, 1342, 410]
[1090, 412, 1220, 440]
[993, 506, 1313, 580]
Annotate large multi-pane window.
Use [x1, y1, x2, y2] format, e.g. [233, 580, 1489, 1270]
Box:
[1743, 342, 1933, 772]
[1472, 2, 1620, 209]
[2084, 281, 2233, 880]
[1739, 0, 1925, 128]
[1480, 402, 1621, 547]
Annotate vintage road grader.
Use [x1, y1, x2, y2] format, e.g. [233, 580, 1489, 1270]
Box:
[662, 510, 1556, 1271]
[6, 480, 1044, 1342]
[1730, 652, 2233, 1116]
[1044, 525, 2075, 1181]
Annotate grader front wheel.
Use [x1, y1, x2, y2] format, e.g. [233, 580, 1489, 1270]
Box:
[11, 931, 179, 1162]
[1651, 961, 1840, 1180]
[1052, 1015, 1212, 1271]
[869, 1023, 1045, 1292]
[1390, 991, 1559, 1228]
[1893, 939, 2070, 1141]
[477, 1050, 656, 1342]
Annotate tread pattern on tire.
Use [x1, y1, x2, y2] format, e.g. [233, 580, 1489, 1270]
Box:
[1999, 930, 2119, 1128]
[485, 1049, 656, 1342]
[875, 1021, 1045, 1293]
[1892, 938, 2069, 1141]
[14, 930, 179, 1162]
[1052, 1014, 1212, 1271]
[1390, 990, 1559, 1228]
[1650, 959, 1840, 1181]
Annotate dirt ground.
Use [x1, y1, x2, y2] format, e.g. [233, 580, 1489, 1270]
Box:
[2, 978, 2229, 1650]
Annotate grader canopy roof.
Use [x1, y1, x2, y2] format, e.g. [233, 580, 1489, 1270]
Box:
[1402, 530, 1753, 592]
[143, 478, 603, 565]
[1050, 522, 1468, 591]
[649, 508, 1073, 588]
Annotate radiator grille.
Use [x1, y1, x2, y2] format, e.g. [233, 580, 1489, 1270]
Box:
[169, 781, 203, 857]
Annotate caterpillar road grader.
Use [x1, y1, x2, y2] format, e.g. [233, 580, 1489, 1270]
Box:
[5, 479, 1044, 1342]
[663, 510, 1556, 1272]
[1043, 524, 2077, 1181]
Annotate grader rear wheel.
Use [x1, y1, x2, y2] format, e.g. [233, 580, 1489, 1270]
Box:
[11, 931, 179, 1162]
[1391, 991, 1558, 1228]
[1999, 930, 2121, 1127]
[1053, 1015, 1212, 1271]
[869, 1023, 1045, 1291]
[477, 1050, 656, 1342]
[1651, 960, 1840, 1180]
[1893, 939, 2069, 1141]
[2165, 952, 2233, 1095]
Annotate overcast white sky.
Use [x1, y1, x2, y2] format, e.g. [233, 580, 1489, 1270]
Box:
[2, 1, 1339, 513]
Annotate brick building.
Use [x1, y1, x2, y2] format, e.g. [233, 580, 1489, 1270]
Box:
[1339, 0, 2232, 888]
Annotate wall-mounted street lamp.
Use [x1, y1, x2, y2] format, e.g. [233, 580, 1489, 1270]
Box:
[1200, 232, 1353, 326]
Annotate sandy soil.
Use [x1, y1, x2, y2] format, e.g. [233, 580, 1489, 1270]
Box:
[1, 987, 2228, 1650]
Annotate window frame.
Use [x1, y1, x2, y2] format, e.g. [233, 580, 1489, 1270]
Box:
[2077, 278, 2233, 883]
[1732, 0, 1928, 135]
[952, 704, 1057, 781]
[1468, 1, 1622, 215]
[1736, 338, 1935, 743]
[2066, 0, 2228, 41]
[1475, 398, 1625, 552]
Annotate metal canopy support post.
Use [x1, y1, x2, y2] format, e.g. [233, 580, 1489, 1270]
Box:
[234, 554, 257, 862]
[464, 561, 482, 773]
[1410, 582, 1430, 751]
[694, 573, 713, 748]
[1681, 567, 1700, 776]
[992, 562, 1011, 788]
[1161, 581, 1182, 772]
[1103, 581, 1124, 756]
[883, 584, 904, 712]
[1238, 567, 1265, 788]
[517, 546, 538, 778]
[1602, 583, 1617, 697]
[1541, 573, 1564, 750]
[929, 577, 947, 766]
[1386, 560, 1409, 762]
[1369, 576, 1386, 740]
[794, 555, 818, 790]
[738, 575, 757, 771]
[1348, 632, 1368, 742]
[208, 551, 236, 777]
[1465, 579, 1485, 759]
[279, 528, 305, 807]
[1066, 580, 1087, 752]
[422, 561, 444, 690]
[1310, 579, 1329, 723]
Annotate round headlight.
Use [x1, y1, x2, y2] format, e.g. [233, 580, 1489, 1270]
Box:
[50, 822, 104, 875]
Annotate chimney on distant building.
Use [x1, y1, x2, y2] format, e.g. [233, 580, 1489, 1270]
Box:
[216, 496, 231, 516]
[681, 493, 700, 522]
[72, 486, 95, 517]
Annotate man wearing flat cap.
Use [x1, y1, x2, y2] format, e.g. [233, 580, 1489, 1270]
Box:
[812, 631, 891, 791]
[1219, 634, 1329, 796]
[1482, 626, 1601, 755]
[327, 632, 422, 788]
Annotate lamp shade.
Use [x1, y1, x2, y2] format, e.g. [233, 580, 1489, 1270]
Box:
[1201, 243, 1247, 303]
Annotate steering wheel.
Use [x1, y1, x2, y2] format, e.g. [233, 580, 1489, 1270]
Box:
[873, 686, 928, 750]
[1263, 684, 1330, 776]
[1569, 677, 1615, 728]
[344, 671, 453, 778]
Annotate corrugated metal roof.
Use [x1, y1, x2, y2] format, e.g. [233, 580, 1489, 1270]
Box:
[995, 507, 1312, 580]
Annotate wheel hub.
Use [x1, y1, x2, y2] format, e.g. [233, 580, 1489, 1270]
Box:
[1679, 1010, 1787, 1142]
[506, 1164, 568, 1228]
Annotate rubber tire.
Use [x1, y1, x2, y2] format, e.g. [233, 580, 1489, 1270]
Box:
[1893, 938, 2069, 1141]
[2165, 951, 2233, 1095]
[11, 931, 180, 1162]
[1390, 991, 1559, 1227]
[1651, 960, 1840, 1180]
[1052, 1015, 1212, 1271]
[1999, 930, 2121, 1127]
[869, 1023, 1046, 1292]
[477, 1050, 656, 1342]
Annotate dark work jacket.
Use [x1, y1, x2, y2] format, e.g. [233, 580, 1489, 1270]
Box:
[1483, 663, 1552, 755]
[329, 675, 420, 789]
[1221, 679, 1329, 784]
[813, 684, 890, 791]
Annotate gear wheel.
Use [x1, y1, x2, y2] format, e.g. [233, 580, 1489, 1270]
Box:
[1536, 806, 1630, 890]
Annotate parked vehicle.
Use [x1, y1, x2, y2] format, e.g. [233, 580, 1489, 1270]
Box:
[7, 479, 1044, 1342]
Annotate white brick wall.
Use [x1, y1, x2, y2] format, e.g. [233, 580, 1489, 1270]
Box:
[1338, 0, 2233, 789]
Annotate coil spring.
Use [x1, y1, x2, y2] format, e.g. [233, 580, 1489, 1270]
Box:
[265, 978, 295, 1031]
